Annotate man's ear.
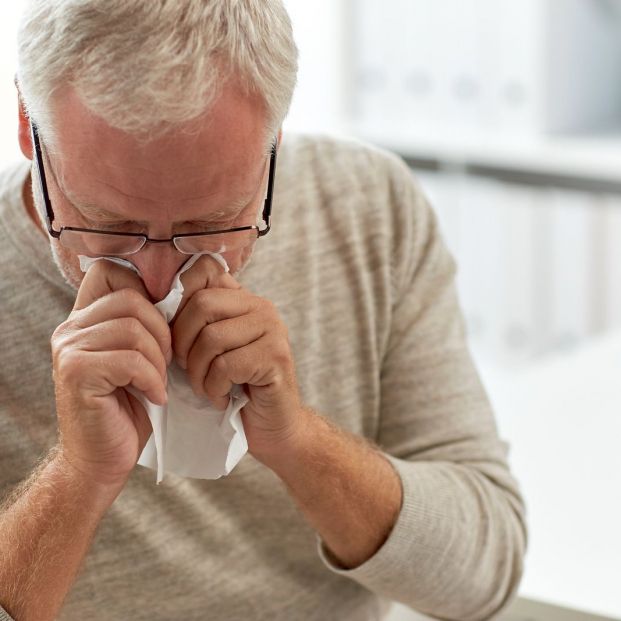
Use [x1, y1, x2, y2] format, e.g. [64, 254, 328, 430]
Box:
[16, 80, 33, 161]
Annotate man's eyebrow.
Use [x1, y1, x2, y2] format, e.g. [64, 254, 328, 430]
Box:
[72, 197, 250, 225]
[47, 146, 268, 225]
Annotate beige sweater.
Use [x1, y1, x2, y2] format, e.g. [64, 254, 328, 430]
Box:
[0, 134, 526, 621]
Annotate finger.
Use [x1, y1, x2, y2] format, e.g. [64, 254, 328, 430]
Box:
[78, 349, 167, 405]
[74, 259, 149, 311]
[203, 334, 279, 407]
[185, 313, 265, 397]
[172, 288, 259, 368]
[126, 392, 154, 451]
[73, 318, 169, 381]
[70, 289, 172, 364]
[176, 254, 241, 317]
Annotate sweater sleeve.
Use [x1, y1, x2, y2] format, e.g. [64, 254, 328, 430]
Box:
[316, 154, 528, 621]
[0, 605, 15, 621]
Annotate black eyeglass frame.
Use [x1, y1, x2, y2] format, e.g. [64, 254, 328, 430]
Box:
[29, 121, 277, 253]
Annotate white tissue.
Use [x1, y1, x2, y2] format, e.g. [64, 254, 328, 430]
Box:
[78, 253, 249, 484]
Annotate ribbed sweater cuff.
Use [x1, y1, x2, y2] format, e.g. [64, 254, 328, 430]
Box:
[315, 454, 458, 598]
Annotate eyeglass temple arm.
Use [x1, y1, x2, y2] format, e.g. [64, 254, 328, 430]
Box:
[261, 141, 278, 234]
[30, 121, 58, 237]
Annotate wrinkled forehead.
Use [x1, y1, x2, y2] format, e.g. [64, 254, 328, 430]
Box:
[44, 85, 270, 212]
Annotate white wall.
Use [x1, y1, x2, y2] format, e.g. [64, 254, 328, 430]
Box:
[282, 0, 348, 135]
[0, 3, 24, 169]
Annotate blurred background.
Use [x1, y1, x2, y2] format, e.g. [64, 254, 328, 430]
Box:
[282, 2, 621, 618]
[1, 1, 620, 619]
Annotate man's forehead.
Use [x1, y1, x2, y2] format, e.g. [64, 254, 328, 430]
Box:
[48, 86, 268, 218]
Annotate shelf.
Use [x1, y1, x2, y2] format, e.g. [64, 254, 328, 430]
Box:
[350, 124, 621, 192]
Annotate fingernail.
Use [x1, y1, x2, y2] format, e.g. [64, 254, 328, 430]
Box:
[178, 356, 187, 370]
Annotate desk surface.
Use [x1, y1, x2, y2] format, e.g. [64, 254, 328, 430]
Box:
[478, 333, 621, 619]
[387, 597, 619, 621]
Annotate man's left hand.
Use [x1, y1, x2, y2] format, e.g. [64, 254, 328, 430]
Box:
[171, 255, 306, 461]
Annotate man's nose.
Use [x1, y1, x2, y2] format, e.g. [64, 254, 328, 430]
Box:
[131, 245, 188, 303]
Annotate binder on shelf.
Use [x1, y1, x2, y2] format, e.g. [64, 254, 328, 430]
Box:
[409, 171, 616, 370]
[352, 0, 403, 132]
[545, 189, 593, 353]
[602, 195, 621, 333]
[351, 0, 621, 138]
[496, 184, 542, 366]
[400, 0, 444, 130]
[481, 0, 544, 134]
[587, 195, 613, 335]
[453, 175, 505, 359]
[438, 0, 482, 130]
[545, 0, 621, 133]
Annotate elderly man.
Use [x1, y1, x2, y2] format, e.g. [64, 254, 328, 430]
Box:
[0, 1, 526, 620]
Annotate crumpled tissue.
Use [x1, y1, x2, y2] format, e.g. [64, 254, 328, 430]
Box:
[78, 253, 249, 484]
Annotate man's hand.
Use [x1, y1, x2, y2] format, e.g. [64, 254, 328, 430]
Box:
[51, 260, 172, 485]
[171, 256, 402, 571]
[172, 255, 306, 461]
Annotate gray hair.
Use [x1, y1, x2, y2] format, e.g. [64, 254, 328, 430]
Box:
[17, 0, 298, 147]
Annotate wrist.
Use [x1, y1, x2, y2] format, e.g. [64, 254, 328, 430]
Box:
[250, 406, 318, 475]
[50, 447, 128, 508]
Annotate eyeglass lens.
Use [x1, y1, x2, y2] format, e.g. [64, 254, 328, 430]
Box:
[58, 228, 259, 256]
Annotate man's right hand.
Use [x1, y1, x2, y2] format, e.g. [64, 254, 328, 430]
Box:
[51, 260, 172, 485]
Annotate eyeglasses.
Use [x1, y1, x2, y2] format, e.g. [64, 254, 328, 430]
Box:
[30, 121, 277, 256]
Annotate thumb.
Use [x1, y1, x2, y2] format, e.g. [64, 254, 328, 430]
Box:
[74, 258, 150, 311]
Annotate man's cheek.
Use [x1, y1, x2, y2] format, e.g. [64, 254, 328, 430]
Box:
[225, 243, 256, 277]
[49, 240, 85, 291]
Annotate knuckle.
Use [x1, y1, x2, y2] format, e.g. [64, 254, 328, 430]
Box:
[52, 319, 73, 342]
[123, 351, 153, 380]
[161, 332, 172, 354]
[126, 349, 146, 368]
[193, 288, 211, 309]
[201, 323, 223, 349]
[51, 323, 65, 341]
[274, 340, 292, 365]
[211, 354, 229, 376]
[51, 324, 75, 360]
[221, 274, 242, 290]
[203, 267, 222, 288]
[119, 316, 143, 340]
[259, 297, 278, 318]
[54, 348, 81, 380]
[119, 287, 146, 311]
